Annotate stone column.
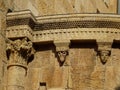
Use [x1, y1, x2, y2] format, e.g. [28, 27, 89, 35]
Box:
[6, 38, 34, 90]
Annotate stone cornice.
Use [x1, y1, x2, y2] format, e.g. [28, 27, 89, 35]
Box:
[32, 28, 120, 43]
[7, 10, 36, 21]
[36, 14, 120, 22]
[6, 11, 120, 44]
[7, 10, 36, 29]
[6, 11, 120, 30]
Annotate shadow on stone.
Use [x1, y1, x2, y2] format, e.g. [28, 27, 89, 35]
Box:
[115, 87, 120, 90]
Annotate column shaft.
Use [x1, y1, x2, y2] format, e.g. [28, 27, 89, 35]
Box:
[7, 66, 26, 90]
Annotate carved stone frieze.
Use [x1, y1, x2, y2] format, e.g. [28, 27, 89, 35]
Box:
[6, 11, 120, 44]
[6, 10, 35, 29]
[6, 25, 33, 41]
[6, 37, 34, 67]
[34, 20, 120, 30]
[33, 28, 120, 43]
[6, 11, 120, 30]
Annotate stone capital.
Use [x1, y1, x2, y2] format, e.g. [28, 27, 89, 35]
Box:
[97, 41, 113, 51]
[6, 37, 34, 68]
[54, 40, 70, 51]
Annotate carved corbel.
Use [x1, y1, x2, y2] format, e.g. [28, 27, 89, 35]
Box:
[97, 41, 113, 64]
[54, 40, 70, 66]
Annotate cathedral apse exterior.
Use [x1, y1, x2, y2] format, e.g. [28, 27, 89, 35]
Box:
[0, 0, 120, 90]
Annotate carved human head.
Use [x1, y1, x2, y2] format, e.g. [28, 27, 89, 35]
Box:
[99, 50, 111, 64]
[57, 51, 68, 63]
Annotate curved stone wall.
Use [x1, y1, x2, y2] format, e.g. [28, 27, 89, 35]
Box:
[6, 10, 120, 90]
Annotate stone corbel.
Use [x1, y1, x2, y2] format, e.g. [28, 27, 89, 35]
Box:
[6, 37, 35, 90]
[97, 40, 113, 64]
[54, 40, 70, 66]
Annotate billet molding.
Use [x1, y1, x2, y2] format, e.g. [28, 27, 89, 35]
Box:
[6, 27, 120, 44]
[6, 25, 33, 41]
[32, 28, 120, 43]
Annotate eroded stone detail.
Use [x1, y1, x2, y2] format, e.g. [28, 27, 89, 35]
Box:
[54, 40, 70, 66]
[6, 37, 34, 67]
[6, 26, 33, 41]
[34, 21, 120, 30]
[57, 51, 68, 66]
[97, 41, 113, 64]
[98, 50, 111, 64]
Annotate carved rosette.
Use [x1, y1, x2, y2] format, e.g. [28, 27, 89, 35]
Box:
[97, 41, 113, 64]
[6, 38, 34, 68]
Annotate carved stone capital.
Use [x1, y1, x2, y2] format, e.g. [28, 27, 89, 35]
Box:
[97, 41, 113, 51]
[6, 37, 34, 67]
[54, 40, 70, 66]
[97, 40, 113, 64]
[54, 40, 70, 51]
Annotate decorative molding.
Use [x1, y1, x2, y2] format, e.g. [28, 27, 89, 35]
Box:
[6, 11, 120, 45]
[97, 40, 113, 64]
[34, 20, 120, 30]
[6, 11, 120, 31]
[6, 17, 120, 30]
[7, 18, 35, 29]
[6, 26, 120, 44]
[6, 25, 33, 41]
[6, 37, 34, 68]
[54, 40, 70, 66]
[33, 28, 120, 43]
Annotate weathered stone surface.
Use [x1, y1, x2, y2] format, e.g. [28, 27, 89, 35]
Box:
[0, 0, 8, 89]
[35, 0, 117, 16]
[1, 0, 120, 90]
[6, 38, 34, 90]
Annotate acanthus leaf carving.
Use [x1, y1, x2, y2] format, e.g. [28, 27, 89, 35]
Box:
[6, 37, 34, 66]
